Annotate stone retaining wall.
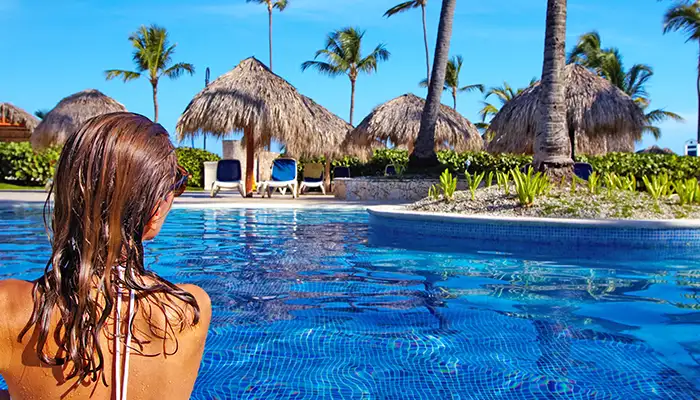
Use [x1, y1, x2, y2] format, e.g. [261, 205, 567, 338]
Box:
[334, 177, 467, 202]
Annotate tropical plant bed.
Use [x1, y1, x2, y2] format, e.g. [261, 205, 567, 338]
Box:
[408, 186, 700, 220]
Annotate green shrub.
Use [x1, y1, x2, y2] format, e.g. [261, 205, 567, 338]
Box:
[486, 171, 495, 188]
[672, 178, 699, 205]
[511, 168, 550, 206]
[579, 153, 700, 183]
[439, 169, 458, 202]
[308, 151, 699, 187]
[0, 142, 60, 185]
[465, 171, 485, 201]
[496, 171, 511, 196]
[587, 172, 602, 195]
[175, 147, 221, 188]
[642, 174, 671, 202]
[428, 184, 440, 201]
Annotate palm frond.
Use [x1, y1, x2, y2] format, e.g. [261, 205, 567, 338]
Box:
[642, 125, 662, 140]
[301, 60, 344, 76]
[599, 48, 626, 89]
[358, 44, 390, 74]
[384, 1, 420, 17]
[624, 63, 653, 100]
[274, 0, 288, 11]
[163, 62, 195, 79]
[645, 109, 685, 124]
[663, 3, 700, 41]
[478, 102, 499, 122]
[105, 69, 141, 82]
[459, 84, 485, 93]
[568, 31, 603, 66]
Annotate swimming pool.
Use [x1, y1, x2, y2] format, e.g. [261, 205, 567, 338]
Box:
[1, 205, 699, 399]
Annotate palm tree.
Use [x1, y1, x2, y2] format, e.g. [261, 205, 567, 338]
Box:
[105, 25, 195, 123]
[533, 0, 573, 173]
[385, 0, 431, 82]
[410, 0, 457, 168]
[247, 0, 288, 71]
[34, 109, 49, 120]
[569, 31, 684, 139]
[419, 55, 484, 110]
[301, 27, 390, 125]
[663, 1, 700, 142]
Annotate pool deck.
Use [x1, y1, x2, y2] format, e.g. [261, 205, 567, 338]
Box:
[0, 190, 404, 209]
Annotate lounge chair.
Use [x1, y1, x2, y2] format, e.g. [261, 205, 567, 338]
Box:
[331, 166, 351, 193]
[334, 166, 351, 179]
[299, 162, 325, 195]
[574, 162, 593, 181]
[211, 160, 245, 198]
[259, 158, 298, 198]
[384, 164, 397, 176]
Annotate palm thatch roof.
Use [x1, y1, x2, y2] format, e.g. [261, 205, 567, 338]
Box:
[0, 103, 40, 131]
[637, 145, 675, 155]
[487, 64, 644, 155]
[176, 57, 350, 157]
[300, 94, 353, 157]
[347, 94, 483, 154]
[30, 89, 127, 150]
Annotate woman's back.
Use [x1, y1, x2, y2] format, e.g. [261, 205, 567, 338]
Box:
[0, 113, 211, 399]
[0, 279, 211, 400]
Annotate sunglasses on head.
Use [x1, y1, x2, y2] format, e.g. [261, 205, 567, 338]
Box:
[171, 165, 189, 197]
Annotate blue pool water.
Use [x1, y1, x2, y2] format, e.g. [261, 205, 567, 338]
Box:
[1, 205, 699, 399]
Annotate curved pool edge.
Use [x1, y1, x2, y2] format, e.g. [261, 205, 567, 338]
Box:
[368, 205, 700, 249]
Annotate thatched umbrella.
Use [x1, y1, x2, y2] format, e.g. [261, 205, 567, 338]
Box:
[300, 94, 353, 188]
[176, 57, 351, 194]
[487, 64, 645, 157]
[347, 93, 483, 155]
[0, 103, 39, 142]
[637, 145, 675, 155]
[31, 89, 127, 150]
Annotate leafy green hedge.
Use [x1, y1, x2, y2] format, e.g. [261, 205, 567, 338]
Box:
[175, 147, 221, 188]
[0, 142, 60, 185]
[578, 153, 700, 182]
[299, 150, 700, 181]
[2, 142, 698, 189]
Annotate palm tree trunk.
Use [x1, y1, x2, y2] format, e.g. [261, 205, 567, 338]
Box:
[410, 0, 456, 168]
[350, 77, 356, 125]
[452, 87, 457, 110]
[152, 82, 159, 123]
[268, 7, 274, 71]
[422, 4, 431, 83]
[697, 41, 700, 143]
[533, 0, 572, 174]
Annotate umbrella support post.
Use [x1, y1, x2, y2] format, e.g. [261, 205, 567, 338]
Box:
[324, 156, 332, 194]
[245, 129, 255, 197]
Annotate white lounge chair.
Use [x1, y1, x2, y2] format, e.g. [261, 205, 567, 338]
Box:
[299, 162, 325, 195]
[211, 160, 246, 198]
[258, 158, 298, 198]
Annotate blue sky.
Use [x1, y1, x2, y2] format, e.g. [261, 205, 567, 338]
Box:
[0, 0, 695, 155]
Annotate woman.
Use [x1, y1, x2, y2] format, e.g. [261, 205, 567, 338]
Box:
[0, 113, 211, 399]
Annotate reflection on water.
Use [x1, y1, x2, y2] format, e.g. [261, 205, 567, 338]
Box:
[0, 206, 698, 399]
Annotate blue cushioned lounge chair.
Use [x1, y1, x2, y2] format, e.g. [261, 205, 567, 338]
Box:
[211, 160, 245, 198]
[259, 158, 299, 198]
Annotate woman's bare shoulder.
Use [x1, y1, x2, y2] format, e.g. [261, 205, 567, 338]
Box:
[177, 284, 212, 324]
[0, 279, 34, 317]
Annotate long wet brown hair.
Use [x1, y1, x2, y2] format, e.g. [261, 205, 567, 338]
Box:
[19, 112, 200, 385]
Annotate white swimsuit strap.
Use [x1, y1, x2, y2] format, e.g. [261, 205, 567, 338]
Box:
[114, 266, 135, 400]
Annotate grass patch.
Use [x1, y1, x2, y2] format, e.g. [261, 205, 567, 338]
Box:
[0, 183, 44, 190]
